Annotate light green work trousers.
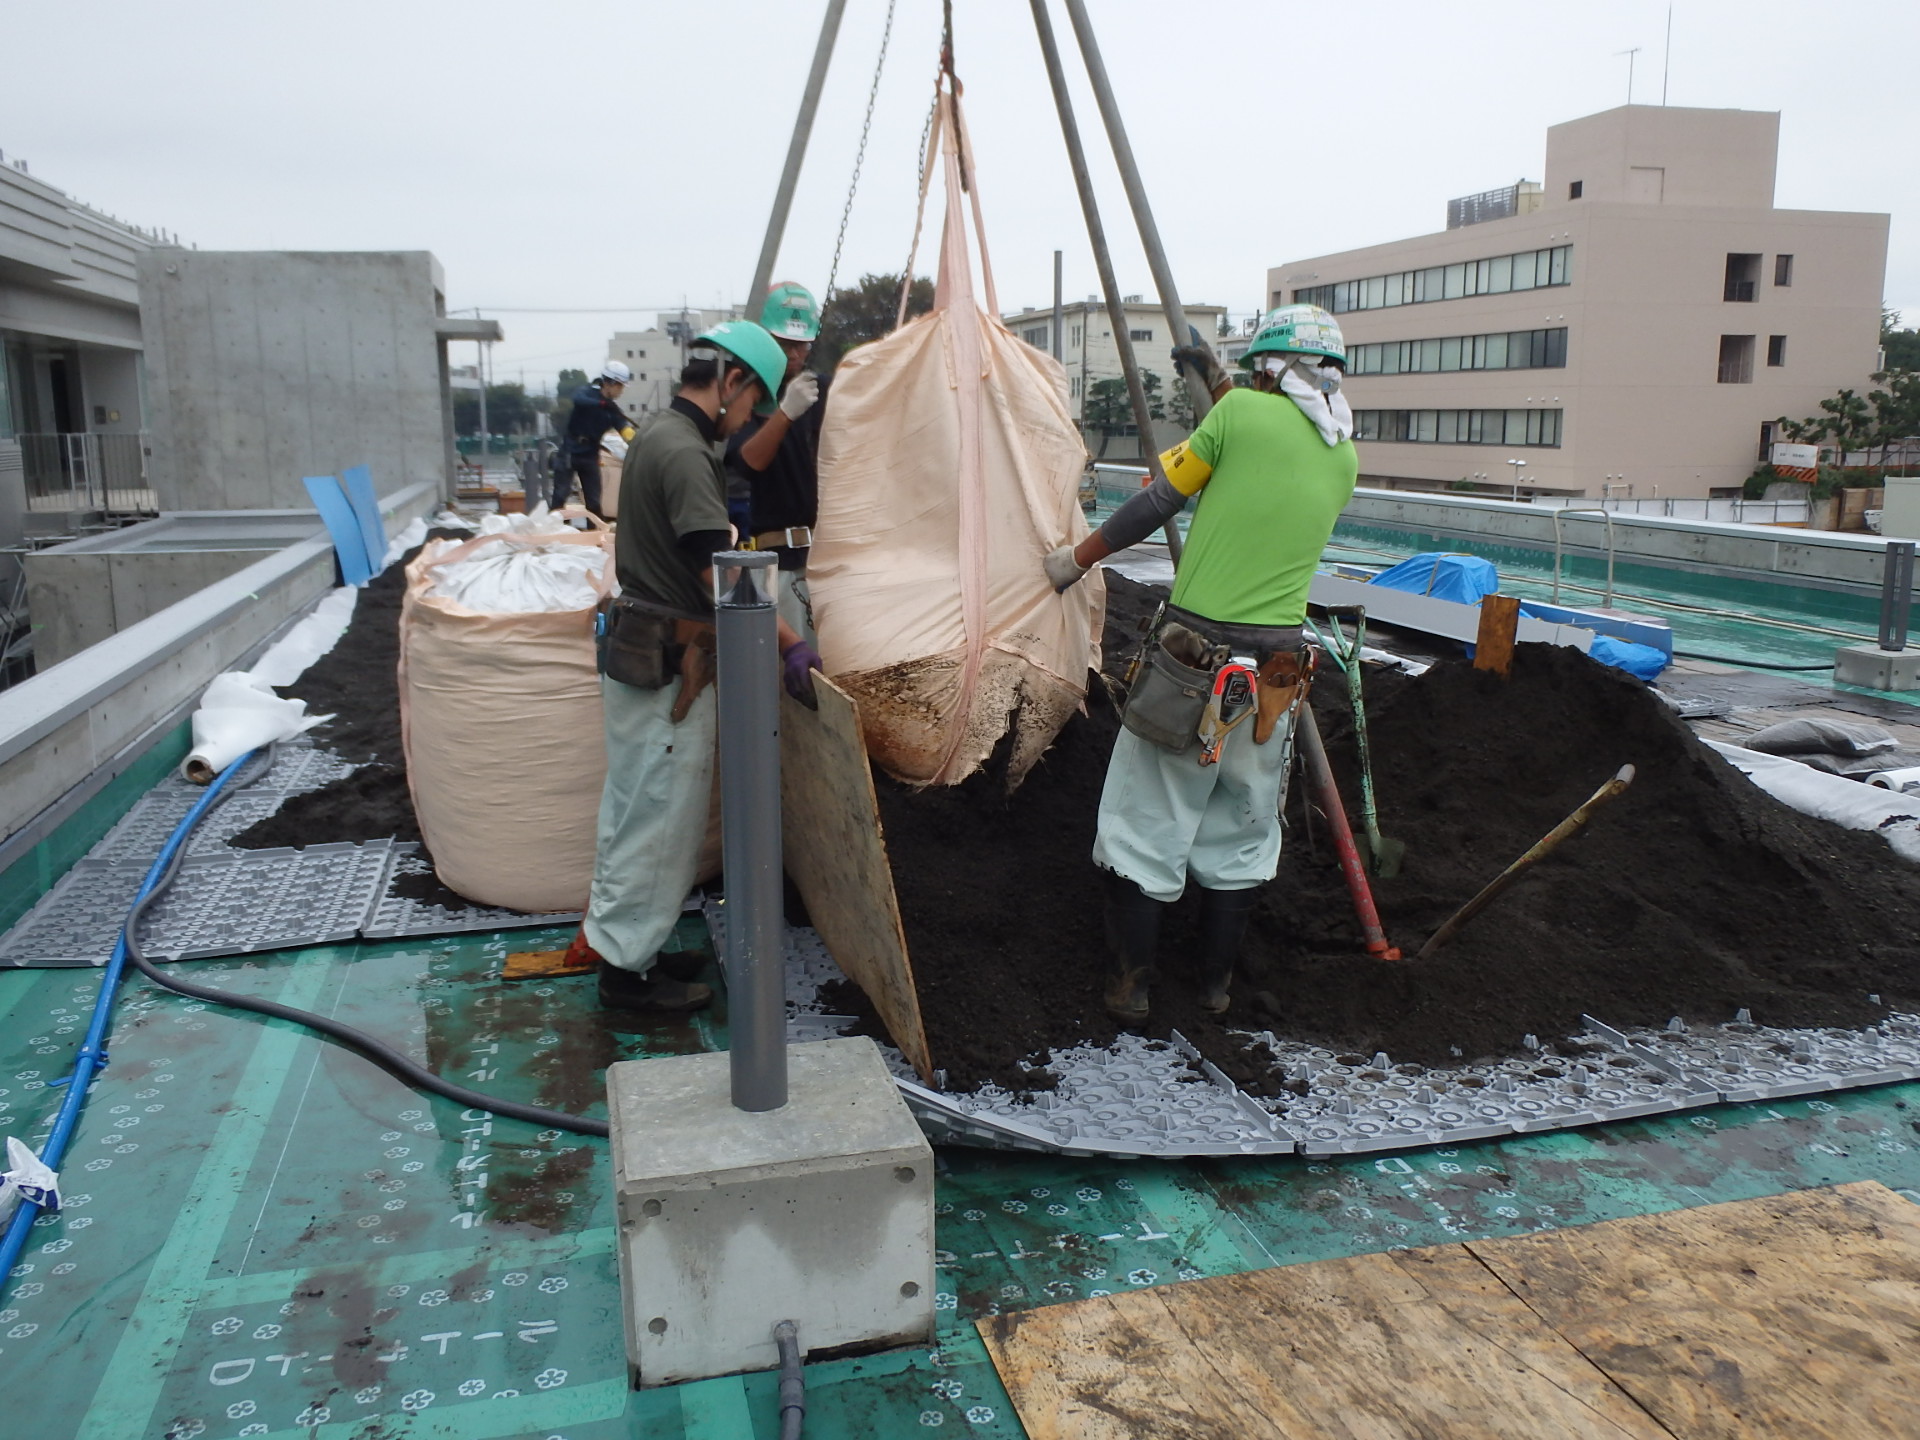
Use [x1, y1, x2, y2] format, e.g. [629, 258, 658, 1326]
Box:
[1092, 716, 1295, 903]
[583, 674, 716, 973]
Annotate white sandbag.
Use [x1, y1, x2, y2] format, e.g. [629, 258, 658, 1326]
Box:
[810, 84, 1102, 787]
[423, 539, 608, 613]
[1707, 740, 1920, 862]
[183, 672, 327, 783]
[400, 522, 616, 913]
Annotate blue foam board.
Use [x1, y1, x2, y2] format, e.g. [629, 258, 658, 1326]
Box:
[301, 475, 374, 586]
[340, 464, 388, 574]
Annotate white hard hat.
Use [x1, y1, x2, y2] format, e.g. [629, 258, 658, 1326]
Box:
[598, 360, 634, 384]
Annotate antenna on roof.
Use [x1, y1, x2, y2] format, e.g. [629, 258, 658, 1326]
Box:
[1662, 3, 1674, 105]
[1614, 46, 1641, 105]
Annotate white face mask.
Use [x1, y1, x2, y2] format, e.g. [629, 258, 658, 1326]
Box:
[1293, 357, 1343, 396]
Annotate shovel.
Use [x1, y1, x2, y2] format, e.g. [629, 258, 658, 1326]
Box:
[1323, 607, 1405, 878]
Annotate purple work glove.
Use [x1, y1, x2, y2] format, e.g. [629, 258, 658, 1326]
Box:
[782, 641, 822, 708]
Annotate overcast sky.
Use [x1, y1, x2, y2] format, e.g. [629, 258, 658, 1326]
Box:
[5, 1, 1913, 392]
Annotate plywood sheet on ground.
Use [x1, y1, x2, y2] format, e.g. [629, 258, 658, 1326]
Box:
[780, 676, 933, 1081]
[1469, 1180, 1920, 1440]
[981, 1181, 1920, 1439]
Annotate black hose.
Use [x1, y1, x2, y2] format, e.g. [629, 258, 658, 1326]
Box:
[774, 1320, 806, 1440]
[125, 746, 610, 1138]
[1673, 650, 1836, 671]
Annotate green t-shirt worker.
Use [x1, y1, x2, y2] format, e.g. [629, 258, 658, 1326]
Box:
[1046, 305, 1358, 1024]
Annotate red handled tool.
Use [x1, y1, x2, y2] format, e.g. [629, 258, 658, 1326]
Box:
[1197, 660, 1258, 766]
[1295, 704, 1403, 961]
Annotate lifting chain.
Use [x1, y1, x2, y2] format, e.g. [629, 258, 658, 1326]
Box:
[824, 0, 899, 304]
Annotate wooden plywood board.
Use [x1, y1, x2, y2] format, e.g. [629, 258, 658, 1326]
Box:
[780, 675, 934, 1082]
[983, 1182, 1920, 1440]
[1469, 1180, 1920, 1440]
[982, 1245, 1668, 1440]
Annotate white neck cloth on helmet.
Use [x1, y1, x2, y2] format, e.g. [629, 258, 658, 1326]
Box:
[1254, 354, 1352, 447]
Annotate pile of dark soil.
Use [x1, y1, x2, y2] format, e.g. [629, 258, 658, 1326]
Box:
[856, 572, 1920, 1089]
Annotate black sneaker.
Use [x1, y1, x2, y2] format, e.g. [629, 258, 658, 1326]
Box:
[596, 960, 713, 1012]
[653, 950, 711, 984]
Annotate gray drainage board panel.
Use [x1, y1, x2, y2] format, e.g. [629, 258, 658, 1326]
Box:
[1592, 1013, 1920, 1103]
[360, 843, 582, 938]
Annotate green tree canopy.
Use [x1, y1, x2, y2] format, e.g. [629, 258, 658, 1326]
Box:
[814, 273, 935, 373]
[1883, 307, 1920, 375]
[452, 382, 534, 437]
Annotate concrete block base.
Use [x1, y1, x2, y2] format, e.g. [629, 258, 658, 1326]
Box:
[1834, 643, 1920, 691]
[608, 1036, 934, 1388]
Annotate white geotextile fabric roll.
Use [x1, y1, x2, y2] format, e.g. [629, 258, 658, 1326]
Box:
[422, 539, 608, 613]
[183, 673, 328, 783]
[1708, 740, 1920, 862]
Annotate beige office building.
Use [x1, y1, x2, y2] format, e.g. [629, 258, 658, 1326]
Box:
[1268, 106, 1889, 500]
[1001, 297, 1226, 429]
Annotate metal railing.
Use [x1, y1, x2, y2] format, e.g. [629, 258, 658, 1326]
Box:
[1552, 507, 1616, 607]
[17, 432, 157, 516]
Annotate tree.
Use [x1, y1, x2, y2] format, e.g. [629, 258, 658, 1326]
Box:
[1139, 369, 1166, 422]
[548, 368, 590, 430]
[453, 382, 534, 437]
[813, 273, 935, 374]
[1082, 378, 1132, 457]
[1882, 306, 1920, 375]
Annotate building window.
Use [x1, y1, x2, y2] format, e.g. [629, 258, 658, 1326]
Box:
[1352, 408, 1562, 447]
[1070, 375, 1082, 398]
[1023, 326, 1049, 348]
[626, 350, 634, 358]
[1129, 328, 1153, 342]
[1724, 253, 1761, 303]
[1718, 335, 1756, 384]
[1568, 180, 1583, 199]
[1070, 324, 1083, 348]
[1767, 335, 1787, 367]
[1348, 327, 1567, 376]
[1774, 254, 1794, 287]
[1294, 245, 1572, 314]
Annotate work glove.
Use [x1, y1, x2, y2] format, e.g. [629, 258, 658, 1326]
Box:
[1044, 543, 1089, 593]
[1171, 338, 1227, 396]
[778, 370, 821, 422]
[781, 640, 822, 708]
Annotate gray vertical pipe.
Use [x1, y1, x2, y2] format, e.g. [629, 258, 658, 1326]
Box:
[1880, 541, 1915, 653]
[1052, 249, 1064, 360]
[1028, 0, 1183, 564]
[748, 0, 847, 316]
[1061, 0, 1214, 427]
[713, 551, 786, 1112]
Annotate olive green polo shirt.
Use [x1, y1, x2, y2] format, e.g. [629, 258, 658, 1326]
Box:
[614, 397, 730, 617]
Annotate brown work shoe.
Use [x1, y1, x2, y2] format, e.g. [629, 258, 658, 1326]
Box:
[596, 960, 713, 1012]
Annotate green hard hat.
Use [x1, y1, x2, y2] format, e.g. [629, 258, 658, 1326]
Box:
[759, 281, 821, 342]
[1241, 303, 1347, 367]
[696, 321, 787, 415]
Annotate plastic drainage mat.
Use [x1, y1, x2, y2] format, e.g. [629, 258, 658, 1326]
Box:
[704, 897, 1920, 1160]
[0, 753, 582, 968]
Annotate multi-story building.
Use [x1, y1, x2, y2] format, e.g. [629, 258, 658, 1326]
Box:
[1268, 106, 1889, 499]
[607, 307, 742, 422]
[1000, 296, 1226, 445]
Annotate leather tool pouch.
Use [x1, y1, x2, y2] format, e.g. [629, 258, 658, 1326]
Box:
[1121, 623, 1217, 752]
[1254, 651, 1308, 744]
[597, 596, 678, 690]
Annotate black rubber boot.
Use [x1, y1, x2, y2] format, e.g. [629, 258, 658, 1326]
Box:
[1102, 870, 1165, 1025]
[1196, 886, 1260, 1015]
[597, 960, 713, 1012]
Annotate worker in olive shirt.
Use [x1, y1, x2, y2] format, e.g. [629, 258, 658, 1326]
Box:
[567, 322, 822, 1012]
[1046, 306, 1357, 1024]
[726, 281, 825, 642]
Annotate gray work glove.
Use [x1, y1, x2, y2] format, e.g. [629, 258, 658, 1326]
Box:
[1044, 544, 1090, 593]
[1171, 342, 1226, 396]
[778, 369, 821, 422]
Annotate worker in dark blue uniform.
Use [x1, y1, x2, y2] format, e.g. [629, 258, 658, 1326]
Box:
[559, 361, 635, 517]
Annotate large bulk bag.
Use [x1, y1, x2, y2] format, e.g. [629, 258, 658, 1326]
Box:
[810, 85, 1103, 787]
[399, 521, 614, 913]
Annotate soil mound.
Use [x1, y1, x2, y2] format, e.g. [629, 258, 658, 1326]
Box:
[862, 572, 1920, 1088]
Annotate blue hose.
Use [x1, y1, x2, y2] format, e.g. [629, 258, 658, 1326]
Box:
[0, 749, 265, 1296]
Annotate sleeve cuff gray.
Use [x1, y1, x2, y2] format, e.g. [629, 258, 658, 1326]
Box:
[1097, 474, 1187, 551]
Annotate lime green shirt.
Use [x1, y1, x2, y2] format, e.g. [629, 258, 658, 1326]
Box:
[1164, 387, 1357, 627]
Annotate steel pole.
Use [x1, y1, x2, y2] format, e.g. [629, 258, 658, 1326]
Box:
[1052, 249, 1064, 361]
[1880, 541, 1915, 653]
[1060, 0, 1214, 427]
[749, 0, 847, 316]
[1028, 0, 1183, 564]
[713, 551, 787, 1111]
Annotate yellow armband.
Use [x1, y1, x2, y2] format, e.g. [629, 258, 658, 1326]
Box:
[1158, 441, 1212, 496]
[620, 425, 637, 442]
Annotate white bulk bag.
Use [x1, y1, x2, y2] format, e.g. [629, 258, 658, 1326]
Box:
[810, 85, 1103, 787]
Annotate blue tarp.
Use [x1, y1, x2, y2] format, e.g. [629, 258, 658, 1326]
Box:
[1369, 552, 1500, 605]
[1587, 633, 1670, 680]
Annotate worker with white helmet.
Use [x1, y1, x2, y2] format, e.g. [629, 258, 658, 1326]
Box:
[557, 360, 636, 518]
[724, 281, 827, 642]
[565, 322, 823, 1012]
[1046, 305, 1358, 1024]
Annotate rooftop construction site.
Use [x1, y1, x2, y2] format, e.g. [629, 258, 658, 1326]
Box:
[7, 3, 1920, 1437]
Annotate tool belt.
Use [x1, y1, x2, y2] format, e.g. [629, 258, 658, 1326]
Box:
[744, 525, 814, 552]
[596, 593, 715, 719]
[1121, 603, 1308, 756]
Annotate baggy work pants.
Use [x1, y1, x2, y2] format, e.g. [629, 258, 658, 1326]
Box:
[554, 452, 603, 515]
[1092, 715, 1296, 903]
[583, 675, 717, 972]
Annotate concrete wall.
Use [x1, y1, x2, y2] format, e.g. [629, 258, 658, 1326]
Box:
[1544, 105, 1778, 209]
[1267, 106, 1887, 501]
[26, 546, 284, 667]
[139, 249, 453, 510]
